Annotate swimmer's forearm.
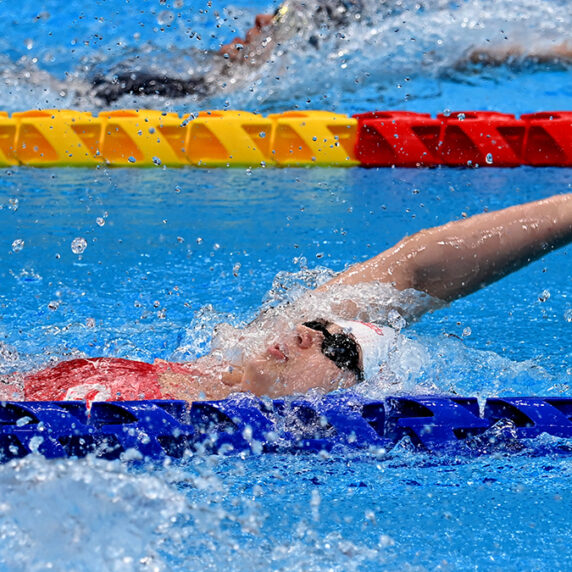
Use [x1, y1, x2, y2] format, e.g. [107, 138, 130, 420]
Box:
[324, 194, 572, 302]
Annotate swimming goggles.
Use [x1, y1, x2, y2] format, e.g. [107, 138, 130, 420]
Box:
[302, 320, 364, 381]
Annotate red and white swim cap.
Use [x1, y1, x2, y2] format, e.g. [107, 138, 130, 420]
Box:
[333, 319, 397, 380]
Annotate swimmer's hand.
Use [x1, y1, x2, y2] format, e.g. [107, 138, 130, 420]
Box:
[219, 13, 275, 63]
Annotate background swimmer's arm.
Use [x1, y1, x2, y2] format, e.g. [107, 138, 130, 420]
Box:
[319, 194, 572, 303]
[466, 41, 572, 66]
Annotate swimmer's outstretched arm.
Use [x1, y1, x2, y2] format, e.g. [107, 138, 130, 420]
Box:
[319, 194, 572, 302]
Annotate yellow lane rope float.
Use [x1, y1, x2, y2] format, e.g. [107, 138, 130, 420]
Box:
[0, 109, 358, 168]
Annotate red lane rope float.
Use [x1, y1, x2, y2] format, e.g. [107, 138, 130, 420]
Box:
[0, 109, 571, 167]
[354, 110, 572, 167]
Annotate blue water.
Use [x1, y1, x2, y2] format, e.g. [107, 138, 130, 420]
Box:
[0, 1, 572, 570]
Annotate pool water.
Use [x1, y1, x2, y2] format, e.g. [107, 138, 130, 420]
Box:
[0, 0, 572, 570]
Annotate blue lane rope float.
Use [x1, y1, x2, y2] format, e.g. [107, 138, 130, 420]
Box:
[2, 395, 572, 462]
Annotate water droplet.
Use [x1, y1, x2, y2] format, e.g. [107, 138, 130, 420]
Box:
[96, 217, 105, 227]
[152, 156, 162, 166]
[128, 156, 136, 164]
[11, 239, 24, 252]
[196, 237, 203, 245]
[157, 10, 174, 25]
[28, 435, 43, 453]
[486, 153, 493, 164]
[443, 109, 451, 117]
[564, 308, 572, 322]
[232, 262, 241, 276]
[388, 309, 407, 330]
[258, 131, 266, 138]
[457, 113, 465, 121]
[213, 243, 220, 250]
[462, 327, 472, 337]
[71, 237, 87, 254]
[538, 289, 550, 302]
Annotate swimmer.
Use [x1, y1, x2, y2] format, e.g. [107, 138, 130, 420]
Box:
[92, 0, 364, 104]
[5, 193, 572, 405]
[90, 0, 572, 104]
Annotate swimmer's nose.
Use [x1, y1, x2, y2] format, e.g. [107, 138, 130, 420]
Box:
[295, 325, 322, 349]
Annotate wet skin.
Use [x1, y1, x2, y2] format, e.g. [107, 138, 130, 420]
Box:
[157, 323, 357, 401]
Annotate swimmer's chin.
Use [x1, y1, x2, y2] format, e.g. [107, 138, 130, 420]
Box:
[156, 355, 244, 402]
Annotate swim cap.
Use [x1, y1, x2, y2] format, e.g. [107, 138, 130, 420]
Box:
[332, 319, 396, 380]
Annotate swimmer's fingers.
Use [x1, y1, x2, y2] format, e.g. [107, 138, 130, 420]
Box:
[219, 37, 247, 60]
[255, 14, 274, 28]
[219, 13, 274, 62]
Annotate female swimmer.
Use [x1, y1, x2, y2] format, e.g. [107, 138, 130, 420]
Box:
[5, 193, 572, 405]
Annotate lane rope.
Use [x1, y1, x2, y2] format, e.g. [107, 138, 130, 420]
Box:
[2, 394, 572, 461]
[0, 109, 570, 168]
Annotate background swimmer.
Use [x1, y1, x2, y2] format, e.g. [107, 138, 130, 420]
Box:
[89, 0, 572, 104]
[7, 193, 571, 405]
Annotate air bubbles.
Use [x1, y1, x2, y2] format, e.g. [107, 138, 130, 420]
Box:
[457, 113, 466, 121]
[462, 327, 472, 337]
[96, 217, 105, 227]
[71, 237, 87, 255]
[485, 153, 494, 165]
[564, 308, 572, 323]
[11, 239, 24, 253]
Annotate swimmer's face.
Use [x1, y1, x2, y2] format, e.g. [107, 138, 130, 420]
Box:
[240, 323, 358, 397]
